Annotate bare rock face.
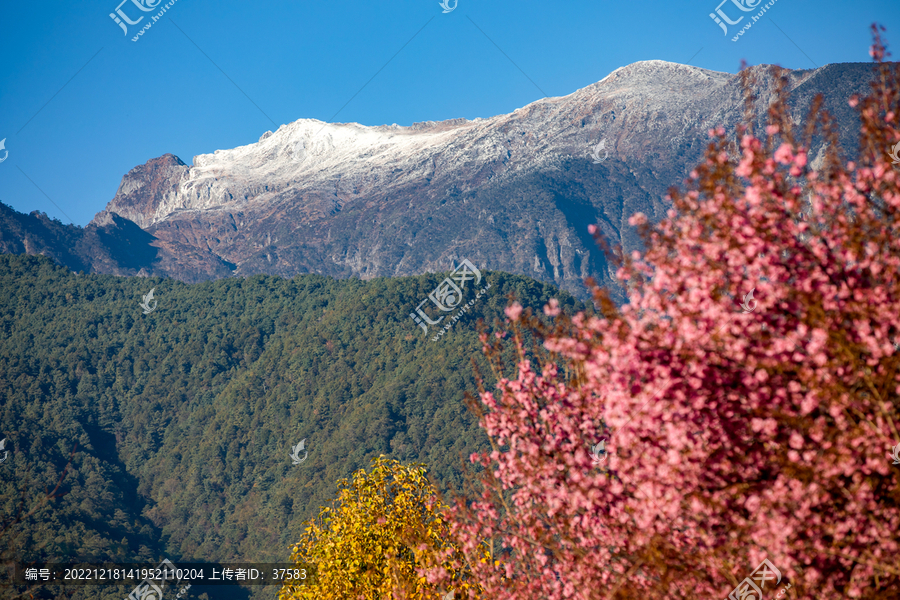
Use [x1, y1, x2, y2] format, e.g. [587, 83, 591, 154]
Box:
[91, 154, 191, 229]
[9, 61, 878, 298]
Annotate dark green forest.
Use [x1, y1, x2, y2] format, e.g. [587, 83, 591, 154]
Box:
[0, 254, 584, 599]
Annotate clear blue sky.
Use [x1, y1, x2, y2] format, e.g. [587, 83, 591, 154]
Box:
[1, 0, 898, 226]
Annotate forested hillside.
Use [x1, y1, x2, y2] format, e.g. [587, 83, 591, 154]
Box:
[0, 254, 583, 599]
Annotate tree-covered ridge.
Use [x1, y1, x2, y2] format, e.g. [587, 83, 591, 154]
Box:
[0, 254, 581, 598]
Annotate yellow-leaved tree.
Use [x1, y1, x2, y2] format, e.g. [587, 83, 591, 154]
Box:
[278, 456, 486, 600]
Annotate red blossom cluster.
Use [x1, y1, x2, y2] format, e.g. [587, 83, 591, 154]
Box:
[443, 27, 900, 600]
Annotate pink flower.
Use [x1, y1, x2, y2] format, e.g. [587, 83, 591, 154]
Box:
[448, 38, 900, 600]
[505, 303, 523, 321]
[543, 298, 561, 317]
[629, 213, 648, 226]
[774, 143, 794, 165]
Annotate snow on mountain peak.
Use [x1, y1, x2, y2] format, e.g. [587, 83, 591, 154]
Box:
[102, 59, 841, 229]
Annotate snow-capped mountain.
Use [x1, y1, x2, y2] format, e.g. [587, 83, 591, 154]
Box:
[4, 61, 873, 300]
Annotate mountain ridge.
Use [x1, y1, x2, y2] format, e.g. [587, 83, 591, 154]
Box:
[4, 60, 876, 300]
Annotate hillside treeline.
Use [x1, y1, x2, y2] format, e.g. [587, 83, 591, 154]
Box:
[0, 254, 581, 598]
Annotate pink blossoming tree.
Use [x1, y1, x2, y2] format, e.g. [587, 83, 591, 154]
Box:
[447, 28, 900, 600]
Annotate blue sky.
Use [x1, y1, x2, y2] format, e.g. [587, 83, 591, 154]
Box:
[0, 0, 898, 226]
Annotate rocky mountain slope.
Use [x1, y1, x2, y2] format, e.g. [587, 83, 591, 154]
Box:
[6, 61, 876, 300]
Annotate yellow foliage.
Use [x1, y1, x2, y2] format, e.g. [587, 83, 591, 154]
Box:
[278, 456, 484, 600]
